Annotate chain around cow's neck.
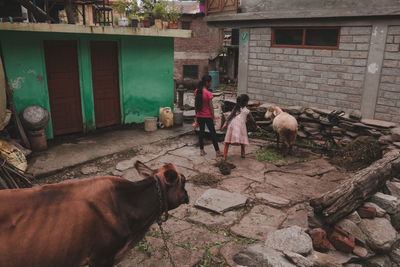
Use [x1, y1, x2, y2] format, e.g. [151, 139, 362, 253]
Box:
[154, 176, 169, 223]
[154, 176, 177, 267]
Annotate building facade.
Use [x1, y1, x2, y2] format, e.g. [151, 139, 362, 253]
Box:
[0, 23, 190, 138]
[206, 0, 400, 122]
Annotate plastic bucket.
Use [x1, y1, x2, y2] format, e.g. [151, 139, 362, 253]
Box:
[28, 129, 47, 152]
[144, 117, 157, 132]
[208, 71, 219, 91]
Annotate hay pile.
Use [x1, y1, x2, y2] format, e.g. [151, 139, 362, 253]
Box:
[191, 173, 220, 186]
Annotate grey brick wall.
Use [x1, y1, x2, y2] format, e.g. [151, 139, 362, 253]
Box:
[375, 25, 400, 122]
[247, 26, 372, 113]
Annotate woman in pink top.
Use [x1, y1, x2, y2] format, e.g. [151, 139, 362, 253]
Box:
[195, 75, 223, 157]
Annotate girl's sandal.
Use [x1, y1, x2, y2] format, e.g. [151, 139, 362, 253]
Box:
[216, 151, 223, 158]
[241, 154, 246, 159]
[200, 150, 206, 156]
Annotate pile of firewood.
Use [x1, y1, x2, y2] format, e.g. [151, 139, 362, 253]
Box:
[0, 159, 32, 189]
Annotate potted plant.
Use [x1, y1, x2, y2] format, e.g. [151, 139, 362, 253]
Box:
[112, 0, 128, 26]
[142, 13, 151, 28]
[152, 1, 167, 30]
[127, 0, 140, 27]
[167, 5, 181, 29]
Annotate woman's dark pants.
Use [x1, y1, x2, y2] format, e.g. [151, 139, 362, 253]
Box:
[197, 117, 220, 151]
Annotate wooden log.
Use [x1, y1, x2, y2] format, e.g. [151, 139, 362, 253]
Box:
[310, 150, 400, 225]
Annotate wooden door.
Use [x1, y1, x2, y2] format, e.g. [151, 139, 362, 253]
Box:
[90, 41, 121, 128]
[44, 40, 83, 136]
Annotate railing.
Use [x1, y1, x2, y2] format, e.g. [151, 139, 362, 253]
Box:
[205, 0, 239, 15]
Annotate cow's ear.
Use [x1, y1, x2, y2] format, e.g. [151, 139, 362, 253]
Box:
[135, 161, 154, 178]
[164, 169, 178, 185]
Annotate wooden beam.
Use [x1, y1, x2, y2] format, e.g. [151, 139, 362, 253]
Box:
[14, 0, 56, 22]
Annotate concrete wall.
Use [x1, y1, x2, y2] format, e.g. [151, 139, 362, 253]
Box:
[240, 0, 400, 14]
[0, 30, 174, 138]
[247, 26, 371, 113]
[375, 26, 400, 122]
[242, 21, 400, 122]
[174, 15, 223, 81]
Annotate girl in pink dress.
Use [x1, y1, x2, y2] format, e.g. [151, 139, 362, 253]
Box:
[221, 94, 259, 160]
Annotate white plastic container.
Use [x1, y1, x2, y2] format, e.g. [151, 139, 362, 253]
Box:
[118, 17, 129, 27]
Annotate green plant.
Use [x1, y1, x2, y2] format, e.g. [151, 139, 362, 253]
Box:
[141, 0, 155, 13]
[152, 1, 168, 19]
[112, 0, 128, 16]
[167, 5, 182, 22]
[255, 147, 284, 163]
[134, 240, 154, 257]
[127, 0, 140, 16]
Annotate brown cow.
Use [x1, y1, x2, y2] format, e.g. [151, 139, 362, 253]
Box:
[0, 161, 189, 267]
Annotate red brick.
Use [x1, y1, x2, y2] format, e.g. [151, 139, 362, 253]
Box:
[357, 206, 377, 219]
[329, 227, 355, 253]
[310, 228, 331, 252]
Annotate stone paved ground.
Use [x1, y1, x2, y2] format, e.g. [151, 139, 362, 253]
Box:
[38, 134, 350, 267]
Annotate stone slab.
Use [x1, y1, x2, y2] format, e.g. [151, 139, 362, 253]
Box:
[386, 181, 400, 199]
[233, 244, 296, 267]
[255, 192, 291, 208]
[307, 251, 342, 267]
[194, 189, 247, 214]
[370, 192, 399, 214]
[231, 205, 287, 241]
[359, 217, 397, 252]
[281, 204, 309, 229]
[186, 207, 239, 227]
[264, 226, 313, 256]
[280, 158, 337, 177]
[220, 177, 253, 194]
[361, 119, 397, 128]
[115, 159, 134, 171]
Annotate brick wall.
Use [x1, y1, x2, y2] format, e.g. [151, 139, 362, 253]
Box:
[247, 26, 372, 114]
[375, 25, 400, 122]
[174, 15, 223, 81]
[175, 15, 223, 52]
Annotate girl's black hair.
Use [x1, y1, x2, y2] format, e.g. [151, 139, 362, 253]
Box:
[195, 75, 212, 112]
[231, 94, 250, 116]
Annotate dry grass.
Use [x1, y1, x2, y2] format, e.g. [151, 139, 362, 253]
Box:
[332, 136, 382, 171]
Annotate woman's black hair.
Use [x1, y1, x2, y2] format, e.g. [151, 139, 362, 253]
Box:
[231, 94, 250, 116]
[195, 75, 212, 112]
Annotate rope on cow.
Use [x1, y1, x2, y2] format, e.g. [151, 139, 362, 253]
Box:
[154, 177, 177, 267]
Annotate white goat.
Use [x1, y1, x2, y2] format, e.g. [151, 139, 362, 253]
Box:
[265, 106, 298, 155]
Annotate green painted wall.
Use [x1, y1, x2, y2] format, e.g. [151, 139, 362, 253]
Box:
[0, 30, 174, 139]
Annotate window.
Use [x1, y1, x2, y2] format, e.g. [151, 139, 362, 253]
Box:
[181, 21, 191, 30]
[272, 27, 340, 49]
[183, 65, 198, 79]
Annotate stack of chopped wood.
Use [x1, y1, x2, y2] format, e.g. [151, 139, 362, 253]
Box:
[0, 159, 32, 189]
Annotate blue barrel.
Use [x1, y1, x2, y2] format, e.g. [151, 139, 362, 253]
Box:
[208, 71, 219, 91]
